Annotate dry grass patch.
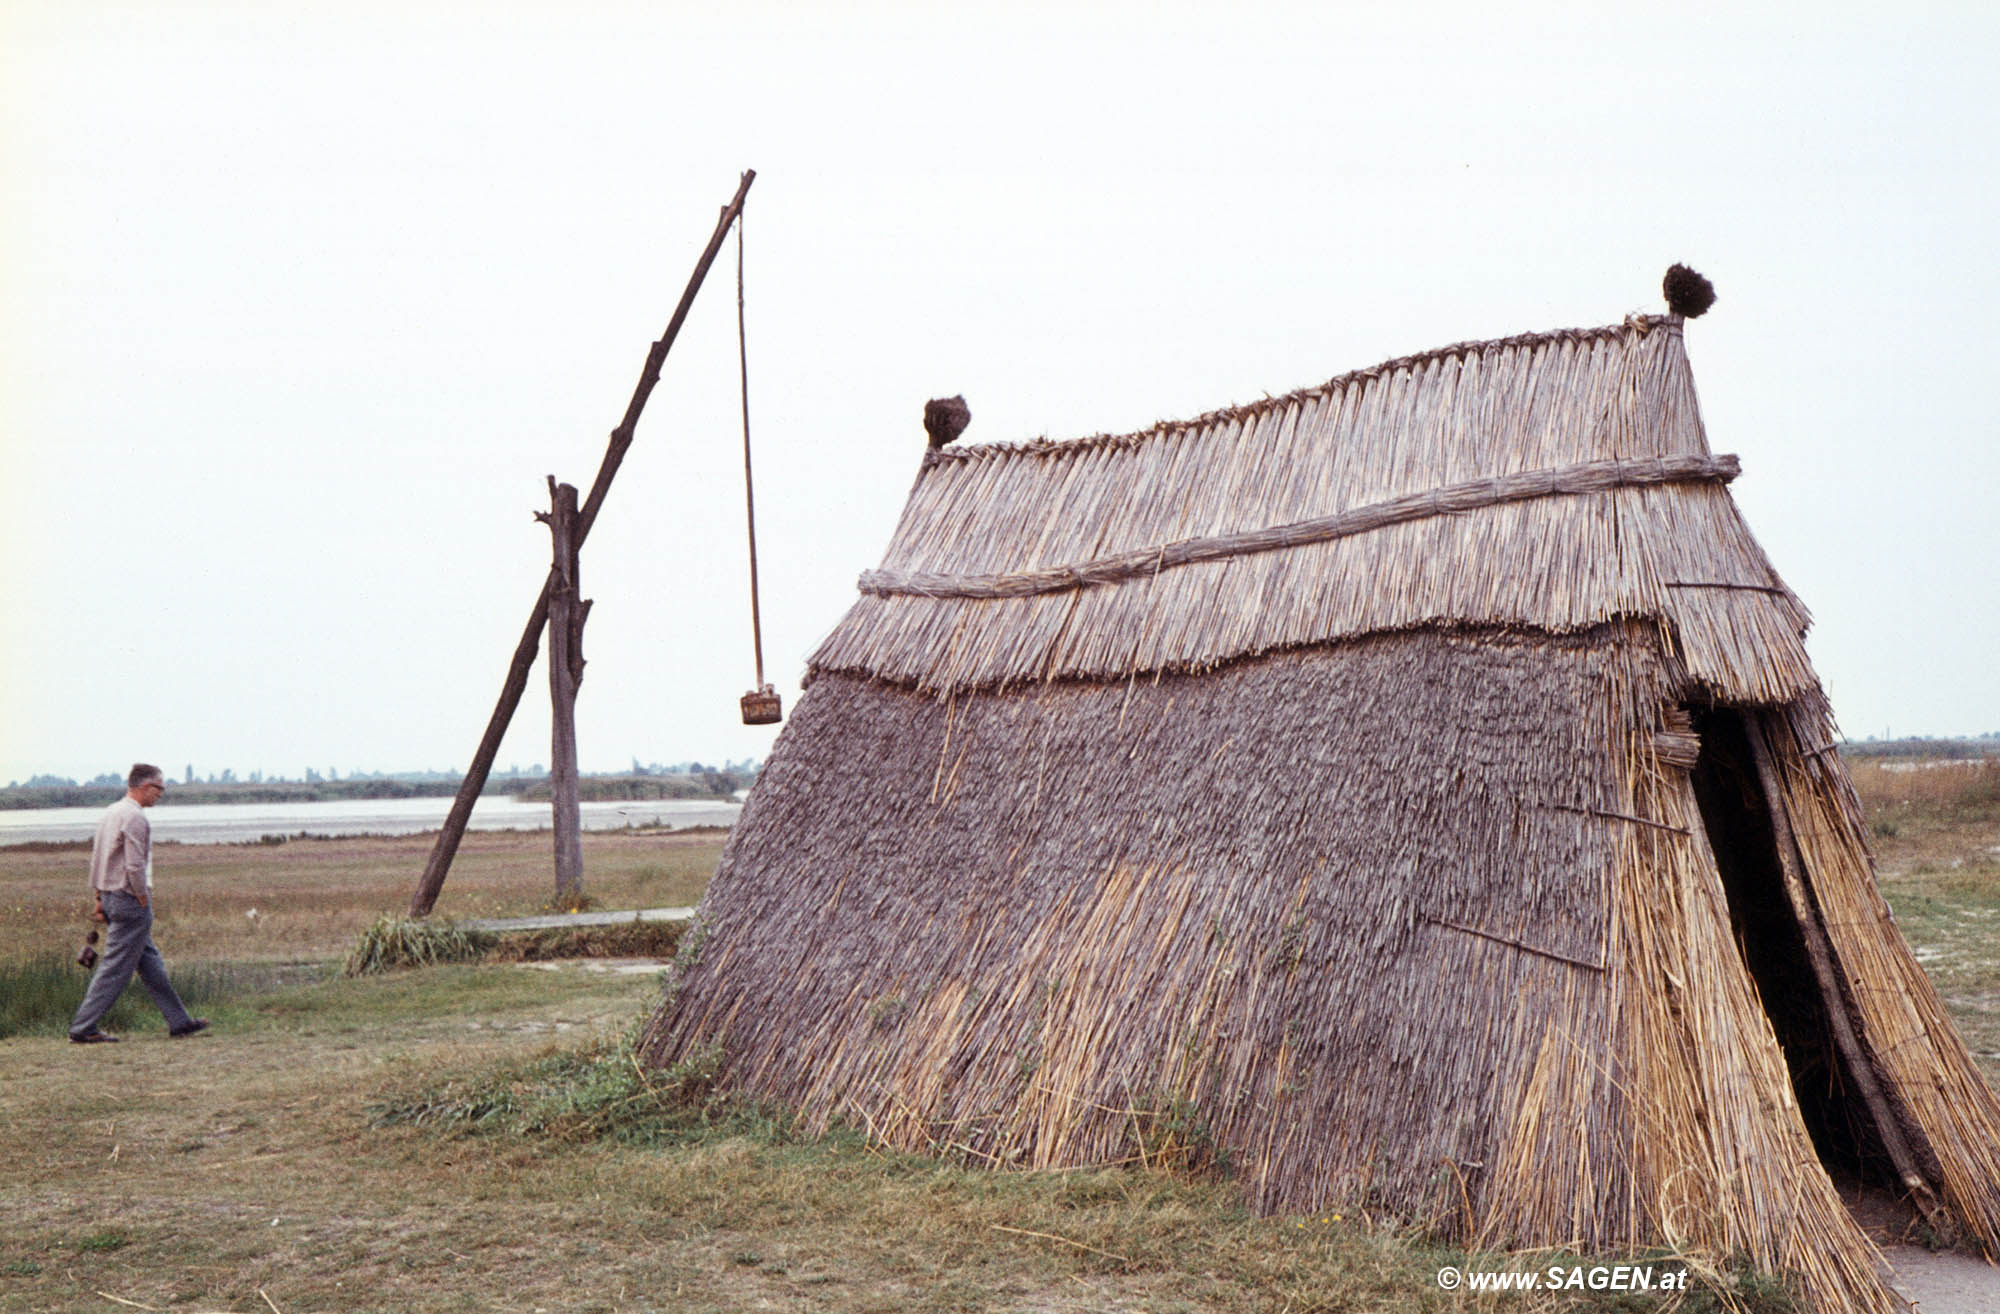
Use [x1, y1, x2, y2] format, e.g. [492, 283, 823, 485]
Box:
[0, 827, 724, 963]
[1851, 757, 2000, 1089]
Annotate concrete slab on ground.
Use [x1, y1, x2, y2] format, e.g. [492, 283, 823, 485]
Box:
[460, 906, 696, 933]
[1885, 1245, 2000, 1313]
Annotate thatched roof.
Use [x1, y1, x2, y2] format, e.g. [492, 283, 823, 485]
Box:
[813, 315, 1810, 703]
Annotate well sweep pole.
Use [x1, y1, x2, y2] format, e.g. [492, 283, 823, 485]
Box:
[408, 169, 756, 917]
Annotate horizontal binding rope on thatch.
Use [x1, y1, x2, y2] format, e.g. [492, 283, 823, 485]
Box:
[859, 454, 1741, 601]
[1545, 802, 1692, 836]
[1418, 913, 1607, 973]
[1663, 581, 1792, 595]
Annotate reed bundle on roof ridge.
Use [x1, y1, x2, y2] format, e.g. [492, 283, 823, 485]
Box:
[642, 297, 2000, 1314]
[925, 313, 1678, 467]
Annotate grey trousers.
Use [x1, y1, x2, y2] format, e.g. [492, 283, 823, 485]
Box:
[70, 889, 193, 1037]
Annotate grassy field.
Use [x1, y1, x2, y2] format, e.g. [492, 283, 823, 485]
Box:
[0, 827, 724, 965]
[1847, 759, 2000, 1088]
[1, 763, 1995, 1313]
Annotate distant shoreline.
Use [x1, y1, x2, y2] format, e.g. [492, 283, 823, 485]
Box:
[0, 794, 741, 846]
[0, 771, 751, 812]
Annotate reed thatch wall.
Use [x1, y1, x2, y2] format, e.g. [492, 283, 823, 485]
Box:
[812, 317, 1811, 705]
[645, 626, 1924, 1312]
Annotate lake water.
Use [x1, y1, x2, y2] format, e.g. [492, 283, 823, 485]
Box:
[0, 796, 741, 846]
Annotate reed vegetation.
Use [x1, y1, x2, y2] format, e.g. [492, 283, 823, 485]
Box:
[1849, 757, 2000, 828]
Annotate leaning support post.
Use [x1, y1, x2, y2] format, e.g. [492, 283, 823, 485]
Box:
[407, 168, 756, 917]
[541, 478, 587, 907]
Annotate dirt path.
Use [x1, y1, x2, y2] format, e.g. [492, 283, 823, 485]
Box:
[1886, 1245, 2000, 1313]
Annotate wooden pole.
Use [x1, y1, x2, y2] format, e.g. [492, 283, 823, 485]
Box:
[542, 479, 586, 907]
[407, 169, 756, 917]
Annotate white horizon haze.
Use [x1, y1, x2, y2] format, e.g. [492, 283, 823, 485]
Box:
[6, 2, 1997, 785]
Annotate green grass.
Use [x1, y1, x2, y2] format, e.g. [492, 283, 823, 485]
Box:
[1857, 758, 2000, 1089]
[369, 1037, 727, 1142]
[0, 951, 309, 1039]
[242, 959, 652, 1032]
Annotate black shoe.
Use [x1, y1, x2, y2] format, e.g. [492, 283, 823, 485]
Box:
[169, 1019, 210, 1038]
[70, 1030, 121, 1044]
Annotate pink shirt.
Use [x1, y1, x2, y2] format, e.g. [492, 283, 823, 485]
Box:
[90, 795, 151, 900]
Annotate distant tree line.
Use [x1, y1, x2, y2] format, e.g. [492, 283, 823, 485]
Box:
[517, 763, 754, 802]
[1840, 734, 1998, 760]
[0, 761, 760, 811]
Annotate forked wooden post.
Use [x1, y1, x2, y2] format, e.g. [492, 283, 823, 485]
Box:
[407, 169, 756, 917]
[541, 479, 587, 906]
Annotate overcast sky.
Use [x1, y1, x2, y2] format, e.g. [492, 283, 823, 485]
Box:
[4, 1, 1995, 785]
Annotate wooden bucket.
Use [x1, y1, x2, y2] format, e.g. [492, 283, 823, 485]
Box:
[740, 686, 782, 726]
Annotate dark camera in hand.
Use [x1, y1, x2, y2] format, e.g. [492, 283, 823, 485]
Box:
[77, 929, 100, 970]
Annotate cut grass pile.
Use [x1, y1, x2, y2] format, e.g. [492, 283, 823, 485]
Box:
[344, 913, 492, 975]
[369, 1038, 724, 1141]
[343, 914, 686, 976]
[484, 918, 684, 963]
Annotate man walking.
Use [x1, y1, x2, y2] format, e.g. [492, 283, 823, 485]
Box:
[69, 763, 208, 1044]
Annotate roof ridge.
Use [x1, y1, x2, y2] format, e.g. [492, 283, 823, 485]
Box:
[926, 313, 1679, 466]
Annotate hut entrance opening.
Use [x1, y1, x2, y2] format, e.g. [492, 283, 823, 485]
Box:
[1687, 707, 1904, 1194]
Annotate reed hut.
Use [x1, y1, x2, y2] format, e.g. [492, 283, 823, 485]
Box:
[640, 289, 2000, 1311]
